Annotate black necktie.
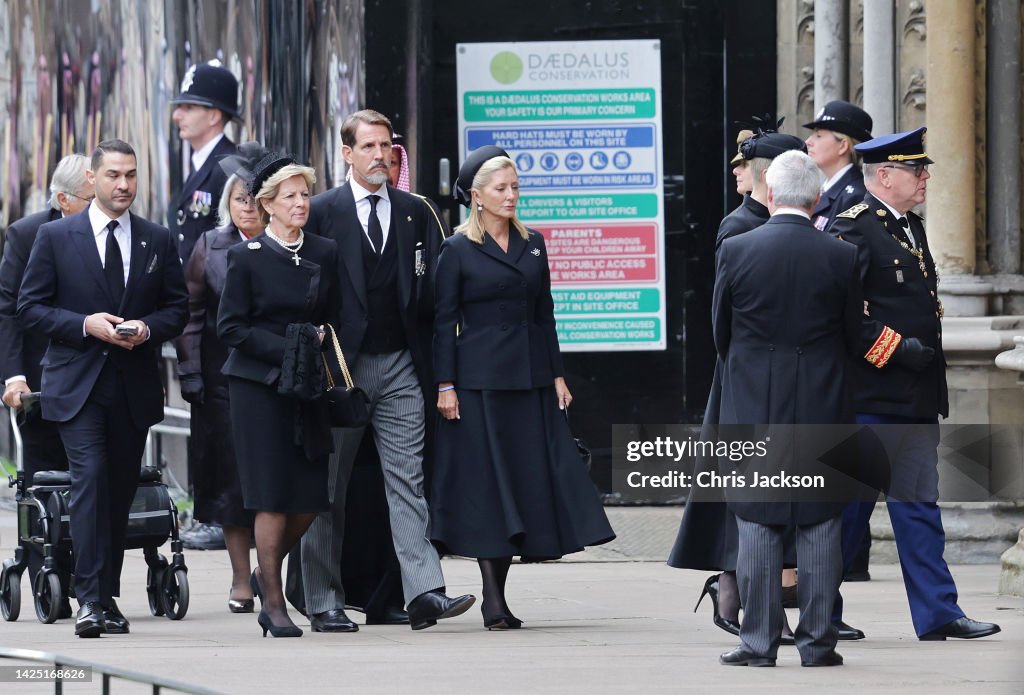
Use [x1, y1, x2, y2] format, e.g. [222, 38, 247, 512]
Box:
[367, 195, 384, 254]
[897, 216, 915, 249]
[104, 220, 125, 307]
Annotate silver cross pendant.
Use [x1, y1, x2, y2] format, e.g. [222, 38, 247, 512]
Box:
[292, 252, 300, 266]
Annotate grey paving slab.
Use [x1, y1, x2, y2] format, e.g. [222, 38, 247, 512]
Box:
[0, 509, 1021, 694]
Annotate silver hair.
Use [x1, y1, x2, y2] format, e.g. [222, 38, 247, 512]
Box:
[862, 162, 883, 182]
[764, 150, 824, 208]
[217, 174, 243, 228]
[48, 154, 90, 210]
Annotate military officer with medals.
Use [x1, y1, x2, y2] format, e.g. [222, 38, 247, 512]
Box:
[804, 100, 873, 233]
[170, 61, 240, 263]
[828, 127, 1000, 642]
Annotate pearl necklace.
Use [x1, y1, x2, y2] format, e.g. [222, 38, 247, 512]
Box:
[264, 226, 304, 265]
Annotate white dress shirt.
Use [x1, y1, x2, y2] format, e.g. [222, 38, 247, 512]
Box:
[88, 204, 132, 280]
[189, 132, 224, 181]
[349, 178, 392, 251]
[771, 207, 811, 220]
[822, 163, 854, 193]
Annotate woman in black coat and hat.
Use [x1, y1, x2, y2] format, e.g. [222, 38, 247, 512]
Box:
[429, 147, 615, 630]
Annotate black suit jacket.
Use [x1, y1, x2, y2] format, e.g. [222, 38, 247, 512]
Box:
[0, 207, 62, 386]
[433, 230, 564, 390]
[171, 136, 237, 261]
[304, 183, 445, 390]
[715, 194, 769, 252]
[17, 209, 189, 428]
[714, 214, 863, 525]
[813, 165, 866, 232]
[829, 194, 948, 418]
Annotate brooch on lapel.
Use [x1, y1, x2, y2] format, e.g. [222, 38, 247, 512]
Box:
[140, 240, 147, 248]
[414, 241, 425, 277]
[407, 215, 413, 222]
[531, 248, 541, 257]
[845, 185, 855, 194]
[248, 241, 261, 250]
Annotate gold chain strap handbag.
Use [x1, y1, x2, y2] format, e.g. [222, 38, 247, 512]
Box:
[321, 324, 371, 428]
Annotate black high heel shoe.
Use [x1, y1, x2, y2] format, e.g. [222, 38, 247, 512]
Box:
[258, 609, 302, 638]
[694, 574, 741, 636]
[228, 588, 255, 614]
[249, 569, 264, 605]
[482, 605, 523, 630]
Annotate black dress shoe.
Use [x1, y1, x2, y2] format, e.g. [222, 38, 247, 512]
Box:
[919, 616, 1001, 641]
[781, 584, 799, 609]
[406, 590, 476, 630]
[309, 608, 359, 633]
[834, 620, 865, 641]
[366, 605, 410, 625]
[780, 631, 795, 646]
[719, 647, 775, 667]
[103, 600, 130, 634]
[843, 570, 871, 582]
[802, 650, 844, 667]
[75, 602, 106, 638]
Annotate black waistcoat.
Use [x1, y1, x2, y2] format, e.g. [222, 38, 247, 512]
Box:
[360, 224, 407, 354]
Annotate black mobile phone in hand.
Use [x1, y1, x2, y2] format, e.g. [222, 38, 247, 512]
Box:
[115, 324, 139, 337]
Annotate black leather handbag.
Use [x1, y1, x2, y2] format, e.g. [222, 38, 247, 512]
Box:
[322, 325, 370, 428]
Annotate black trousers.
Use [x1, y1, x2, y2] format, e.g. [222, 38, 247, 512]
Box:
[57, 364, 147, 605]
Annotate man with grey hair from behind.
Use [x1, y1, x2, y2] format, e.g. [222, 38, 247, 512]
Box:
[0, 153, 93, 620]
[714, 148, 864, 667]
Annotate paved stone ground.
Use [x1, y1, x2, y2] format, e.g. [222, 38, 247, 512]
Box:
[0, 509, 1021, 694]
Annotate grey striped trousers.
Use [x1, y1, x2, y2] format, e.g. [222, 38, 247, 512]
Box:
[736, 516, 842, 662]
[300, 350, 445, 611]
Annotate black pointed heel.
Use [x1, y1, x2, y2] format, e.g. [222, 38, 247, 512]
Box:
[694, 574, 741, 636]
[250, 569, 264, 605]
[258, 609, 302, 638]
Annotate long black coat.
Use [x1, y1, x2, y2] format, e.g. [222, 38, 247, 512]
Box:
[828, 194, 948, 418]
[715, 194, 769, 252]
[713, 214, 863, 525]
[812, 165, 865, 232]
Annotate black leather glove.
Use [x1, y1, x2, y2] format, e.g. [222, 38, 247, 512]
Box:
[892, 337, 934, 372]
[179, 374, 205, 405]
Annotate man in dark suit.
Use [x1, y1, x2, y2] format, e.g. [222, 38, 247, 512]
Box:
[715, 150, 863, 667]
[170, 61, 239, 263]
[803, 101, 874, 234]
[18, 139, 188, 638]
[298, 109, 472, 632]
[0, 154, 92, 617]
[829, 128, 1000, 642]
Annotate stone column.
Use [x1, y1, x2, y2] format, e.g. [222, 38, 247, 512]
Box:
[861, 0, 895, 133]
[813, 0, 846, 108]
[925, 1, 976, 277]
[987, 0, 1021, 276]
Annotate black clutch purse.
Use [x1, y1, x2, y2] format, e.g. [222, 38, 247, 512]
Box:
[322, 324, 370, 428]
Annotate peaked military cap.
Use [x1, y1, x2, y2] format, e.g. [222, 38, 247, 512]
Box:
[854, 127, 933, 165]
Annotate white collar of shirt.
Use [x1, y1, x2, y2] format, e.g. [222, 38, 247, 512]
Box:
[88, 203, 132, 278]
[189, 132, 225, 179]
[349, 178, 392, 250]
[877, 197, 917, 248]
[772, 207, 811, 220]
[822, 163, 854, 193]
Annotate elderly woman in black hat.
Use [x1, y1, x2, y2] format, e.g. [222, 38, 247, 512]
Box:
[430, 147, 615, 630]
[803, 100, 874, 232]
[217, 147, 339, 638]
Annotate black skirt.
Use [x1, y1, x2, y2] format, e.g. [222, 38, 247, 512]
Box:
[228, 377, 330, 514]
[430, 385, 615, 560]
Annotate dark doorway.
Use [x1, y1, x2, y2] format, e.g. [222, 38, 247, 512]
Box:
[366, 0, 777, 498]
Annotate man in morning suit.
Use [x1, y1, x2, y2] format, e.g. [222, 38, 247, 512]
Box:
[0, 154, 92, 615]
[828, 128, 1000, 641]
[18, 139, 189, 637]
[715, 151, 862, 667]
[170, 61, 239, 263]
[298, 109, 472, 632]
[169, 60, 239, 551]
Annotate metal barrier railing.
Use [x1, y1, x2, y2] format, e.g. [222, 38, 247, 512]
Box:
[0, 647, 223, 694]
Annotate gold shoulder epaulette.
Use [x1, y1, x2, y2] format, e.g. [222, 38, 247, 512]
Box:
[836, 203, 869, 220]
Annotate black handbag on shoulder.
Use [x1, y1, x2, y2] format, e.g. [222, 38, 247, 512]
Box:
[322, 324, 371, 428]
